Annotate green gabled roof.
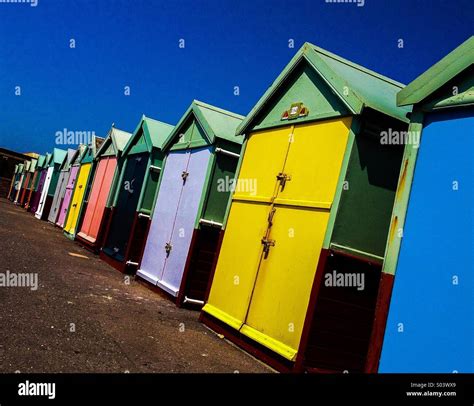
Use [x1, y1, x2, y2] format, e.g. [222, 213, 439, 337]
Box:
[24, 161, 31, 172]
[71, 145, 88, 166]
[398, 36, 474, 107]
[44, 153, 52, 167]
[96, 125, 132, 158]
[237, 42, 410, 135]
[36, 155, 45, 168]
[163, 100, 244, 150]
[51, 148, 68, 166]
[29, 159, 37, 172]
[123, 115, 174, 155]
[61, 149, 76, 170]
[92, 135, 105, 157]
[18, 164, 24, 172]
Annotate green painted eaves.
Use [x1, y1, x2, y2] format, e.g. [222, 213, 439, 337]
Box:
[96, 125, 132, 159]
[397, 36, 474, 106]
[44, 153, 52, 167]
[163, 100, 244, 150]
[237, 42, 409, 135]
[29, 159, 37, 172]
[123, 115, 174, 155]
[36, 155, 45, 168]
[51, 148, 68, 166]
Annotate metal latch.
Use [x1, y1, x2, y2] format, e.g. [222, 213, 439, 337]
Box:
[261, 237, 276, 259]
[181, 171, 189, 183]
[267, 208, 276, 226]
[276, 172, 291, 191]
[165, 242, 172, 255]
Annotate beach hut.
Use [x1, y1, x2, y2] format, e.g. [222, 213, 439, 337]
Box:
[25, 154, 46, 211]
[19, 159, 37, 207]
[100, 116, 174, 273]
[375, 37, 474, 373]
[63, 136, 104, 239]
[136, 101, 243, 306]
[13, 161, 27, 204]
[76, 126, 132, 252]
[56, 146, 87, 228]
[35, 148, 67, 220]
[201, 42, 410, 372]
[29, 153, 51, 214]
[17, 160, 32, 206]
[48, 149, 76, 224]
[7, 164, 20, 201]
[0, 148, 31, 199]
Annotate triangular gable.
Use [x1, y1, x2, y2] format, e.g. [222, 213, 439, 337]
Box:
[398, 36, 474, 107]
[60, 149, 76, 171]
[237, 42, 409, 135]
[44, 153, 52, 167]
[29, 159, 37, 172]
[123, 115, 173, 156]
[71, 145, 87, 166]
[163, 100, 243, 151]
[194, 101, 244, 144]
[51, 148, 68, 167]
[36, 155, 45, 168]
[95, 126, 132, 159]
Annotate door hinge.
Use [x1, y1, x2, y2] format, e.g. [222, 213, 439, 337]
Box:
[165, 242, 172, 256]
[261, 237, 276, 259]
[276, 172, 291, 191]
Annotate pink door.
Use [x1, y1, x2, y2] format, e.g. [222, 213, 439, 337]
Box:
[78, 157, 117, 243]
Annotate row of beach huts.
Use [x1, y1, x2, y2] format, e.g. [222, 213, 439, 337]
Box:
[5, 38, 473, 373]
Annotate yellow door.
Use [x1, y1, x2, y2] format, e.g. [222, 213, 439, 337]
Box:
[203, 201, 270, 330]
[204, 118, 352, 362]
[241, 118, 351, 360]
[240, 206, 330, 360]
[233, 126, 291, 203]
[64, 163, 91, 235]
[275, 118, 352, 208]
[203, 126, 291, 325]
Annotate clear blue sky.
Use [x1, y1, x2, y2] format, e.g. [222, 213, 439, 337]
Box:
[0, 0, 472, 154]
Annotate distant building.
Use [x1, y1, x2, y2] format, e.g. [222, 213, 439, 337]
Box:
[0, 148, 33, 198]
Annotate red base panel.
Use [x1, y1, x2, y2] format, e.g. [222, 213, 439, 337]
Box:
[364, 272, 395, 373]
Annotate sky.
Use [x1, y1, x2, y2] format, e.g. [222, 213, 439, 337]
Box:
[0, 0, 472, 155]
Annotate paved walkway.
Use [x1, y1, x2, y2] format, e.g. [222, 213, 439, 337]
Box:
[0, 198, 270, 373]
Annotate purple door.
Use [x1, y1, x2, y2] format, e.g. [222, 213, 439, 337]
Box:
[158, 146, 211, 296]
[30, 170, 47, 213]
[137, 150, 190, 285]
[56, 165, 79, 227]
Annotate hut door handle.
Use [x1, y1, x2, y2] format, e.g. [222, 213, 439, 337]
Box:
[165, 242, 172, 256]
[267, 208, 276, 226]
[276, 172, 291, 191]
[261, 238, 275, 259]
[181, 171, 189, 183]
